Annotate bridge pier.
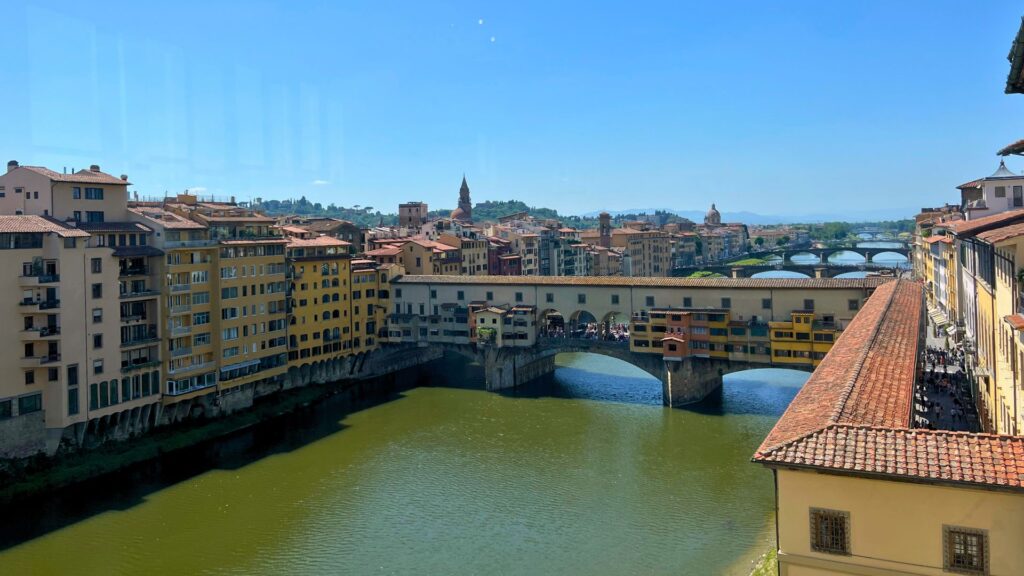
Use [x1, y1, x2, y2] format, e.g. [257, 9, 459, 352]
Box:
[480, 346, 558, 391]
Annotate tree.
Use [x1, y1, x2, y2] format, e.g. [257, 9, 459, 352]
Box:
[754, 236, 765, 247]
[775, 236, 790, 247]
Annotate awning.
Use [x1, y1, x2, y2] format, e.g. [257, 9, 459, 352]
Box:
[928, 307, 950, 327]
[946, 324, 958, 336]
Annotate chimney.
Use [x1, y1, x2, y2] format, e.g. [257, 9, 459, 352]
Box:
[89, 164, 100, 172]
[230, 195, 236, 204]
[7, 160, 18, 173]
[120, 174, 128, 181]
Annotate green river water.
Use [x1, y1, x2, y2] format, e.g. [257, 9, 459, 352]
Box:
[0, 353, 807, 575]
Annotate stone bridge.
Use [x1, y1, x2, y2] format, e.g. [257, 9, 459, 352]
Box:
[424, 337, 812, 407]
[671, 263, 889, 279]
[749, 245, 909, 264]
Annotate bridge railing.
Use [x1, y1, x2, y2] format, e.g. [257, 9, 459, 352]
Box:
[538, 335, 629, 349]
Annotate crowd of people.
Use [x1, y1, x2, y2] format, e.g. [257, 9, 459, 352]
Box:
[914, 344, 977, 432]
[540, 322, 630, 342]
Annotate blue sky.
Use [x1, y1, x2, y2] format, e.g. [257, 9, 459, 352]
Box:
[0, 1, 1021, 219]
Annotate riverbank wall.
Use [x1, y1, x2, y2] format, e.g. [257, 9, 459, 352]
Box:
[0, 345, 442, 505]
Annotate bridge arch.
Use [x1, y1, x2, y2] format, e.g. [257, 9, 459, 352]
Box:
[787, 251, 821, 264]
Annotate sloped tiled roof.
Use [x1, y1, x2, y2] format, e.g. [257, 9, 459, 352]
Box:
[976, 221, 1024, 244]
[945, 209, 1024, 236]
[758, 425, 1024, 489]
[754, 279, 1024, 491]
[0, 215, 90, 237]
[18, 165, 130, 185]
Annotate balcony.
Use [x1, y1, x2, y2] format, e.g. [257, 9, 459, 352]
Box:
[121, 329, 159, 348]
[169, 304, 192, 315]
[169, 325, 192, 337]
[170, 283, 191, 293]
[119, 266, 149, 277]
[21, 353, 60, 367]
[171, 346, 193, 358]
[19, 273, 60, 286]
[15, 297, 60, 311]
[120, 289, 160, 300]
[120, 314, 147, 323]
[168, 360, 214, 376]
[121, 360, 160, 374]
[164, 239, 216, 249]
[21, 326, 61, 340]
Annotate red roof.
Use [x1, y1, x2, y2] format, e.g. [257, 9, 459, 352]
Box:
[923, 235, 951, 244]
[976, 221, 1024, 244]
[756, 280, 921, 454]
[754, 279, 1024, 491]
[365, 246, 402, 257]
[957, 179, 982, 189]
[0, 215, 90, 237]
[997, 138, 1024, 157]
[757, 425, 1024, 489]
[17, 165, 130, 185]
[286, 236, 350, 249]
[945, 208, 1024, 236]
[1005, 314, 1024, 331]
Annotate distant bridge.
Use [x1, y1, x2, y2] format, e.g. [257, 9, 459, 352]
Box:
[671, 262, 898, 279]
[744, 245, 909, 264]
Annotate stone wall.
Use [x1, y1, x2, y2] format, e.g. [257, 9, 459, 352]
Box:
[0, 411, 46, 459]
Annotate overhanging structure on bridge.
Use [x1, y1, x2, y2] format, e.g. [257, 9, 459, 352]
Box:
[386, 275, 892, 405]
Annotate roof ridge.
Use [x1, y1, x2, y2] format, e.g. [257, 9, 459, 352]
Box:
[829, 279, 901, 425]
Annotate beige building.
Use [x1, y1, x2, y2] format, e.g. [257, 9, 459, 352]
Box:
[0, 163, 164, 457]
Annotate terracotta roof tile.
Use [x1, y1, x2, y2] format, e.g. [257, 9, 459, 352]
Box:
[285, 236, 350, 249]
[976, 221, 1024, 244]
[945, 209, 1024, 236]
[754, 280, 922, 460]
[18, 165, 130, 185]
[0, 215, 90, 237]
[756, 425, 1024, 490]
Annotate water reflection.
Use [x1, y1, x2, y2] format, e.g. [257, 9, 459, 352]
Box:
[0, 354, 808, 576]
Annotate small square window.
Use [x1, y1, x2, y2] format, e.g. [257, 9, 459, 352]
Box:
[683, 297, 692, 307]
[515, 292, 523, 303]
[578, 294, 586, 304]
[762, 298, 772, 309]
[848, 299, 860, 311]
[611, 294, 620, 305]
[810, 508, 849, 555]
[645, 296, 655, 307]
[546, 293, 554, 303]
[91, 283, 103, 299]
[91, 258, 102, 273]
[486, 291, 494, 300]
[721, 297, 731, 309]
[92, 308, 103, 323]
[944, 525, 987, 574]
[93, 334, 103, 349]
[93, 359, 104, 375]
[804, 299, 815, 311]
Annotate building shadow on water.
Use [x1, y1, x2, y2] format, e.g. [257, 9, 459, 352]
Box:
[0, 368, 429, 552]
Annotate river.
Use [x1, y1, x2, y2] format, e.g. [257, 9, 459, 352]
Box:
[0, 354, 808, 575]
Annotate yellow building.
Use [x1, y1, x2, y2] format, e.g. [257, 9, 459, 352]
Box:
[755, 279, 1024, 576]
[349, 259, 391, 354]
[629, 305, 841, 367]
[769, 310, 841, 368]
[129, 205, 220, 406]
[283, 229, 353, 364]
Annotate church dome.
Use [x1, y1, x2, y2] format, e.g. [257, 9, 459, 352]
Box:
[704, 203, 721, 225]
[451, 206, 469, 220]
